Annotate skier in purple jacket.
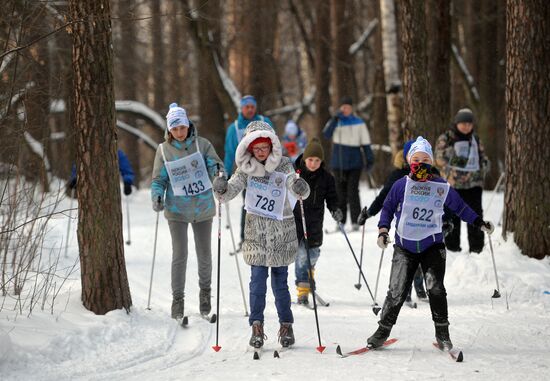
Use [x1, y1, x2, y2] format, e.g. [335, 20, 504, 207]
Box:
[367, 136, 494, 351]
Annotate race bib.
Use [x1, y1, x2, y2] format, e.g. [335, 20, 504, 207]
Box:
[245, 171, 289, 220]
[449, 137, 480, 172]
[161, 145, 212, 197]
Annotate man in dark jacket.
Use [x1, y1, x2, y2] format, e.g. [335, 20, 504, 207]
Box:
[293, 138, 343, 305]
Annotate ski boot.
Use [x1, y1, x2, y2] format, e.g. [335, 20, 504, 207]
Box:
[199, 288, 211, 315]
[435, 323, 453, 350]
[278, 322, 295, 347]
[249, 321, 266, 349]
[171, 297, 184, 320]
[367, 324, 392, 348]
[297, 283, 310, 305]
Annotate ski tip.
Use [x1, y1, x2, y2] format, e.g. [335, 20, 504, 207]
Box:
[212, 345, 222, 352]
[456, 351, 464, 362]
[253, 351, 260, 360]
[336, 345, 343, 356]
[373, 306, 382, 315]
[492, 289, 501, 298]
[210, 314, 217, 323]
[273, 350, 279, 358]
[317, 345, 326, 353]
[180, 316, 189, 327]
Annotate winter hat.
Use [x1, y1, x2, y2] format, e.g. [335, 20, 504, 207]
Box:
[339, 96, 353, 106]
[453, 108, 474, 124]
[402, 139, 414, 162]
[284, 120, 299, 136]
[407, 136, 433, 163]
[247, 137, 272, 153]
[240, 95, 257, 108]
[303, 137, 324, 161]
[166, 103, 189, 130]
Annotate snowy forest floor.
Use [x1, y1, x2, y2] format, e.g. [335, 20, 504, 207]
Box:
[1, 183, 550, 381]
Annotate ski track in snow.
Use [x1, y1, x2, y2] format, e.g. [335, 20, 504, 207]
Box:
[1, 184, 549, 380]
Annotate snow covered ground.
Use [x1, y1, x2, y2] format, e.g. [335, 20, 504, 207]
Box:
[1, 183, 550, 381]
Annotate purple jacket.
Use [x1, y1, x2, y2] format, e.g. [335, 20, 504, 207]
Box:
[378, 175, 479, 253]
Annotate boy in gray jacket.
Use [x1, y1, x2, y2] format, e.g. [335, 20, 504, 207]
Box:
[151, 103, 223, 321]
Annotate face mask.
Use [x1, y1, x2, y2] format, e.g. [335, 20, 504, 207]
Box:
[410, 162, 433, 182]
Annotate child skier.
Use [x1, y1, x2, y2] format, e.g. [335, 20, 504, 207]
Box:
[151, 103, 224, 322]
[367, 136, 494, 350]
[292, 138, 342, 305]
[212, 121, 310, 349]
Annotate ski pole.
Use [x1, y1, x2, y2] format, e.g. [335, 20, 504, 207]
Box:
[338, 223, 380, 315]
[125, 195, 131, 245]
[212, 169, 223, 352]
[146, 196, 161, 310]
[372, 248, 385, 312]
[487, 232, 501, 298]
[225, 203, 249, 316]
[64, 189, 75, 258]
[296, 170, 325, 353]
[354, 223, 366, 290]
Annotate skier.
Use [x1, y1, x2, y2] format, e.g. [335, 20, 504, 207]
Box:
[435, 108, 490, 253]
[212, 120, 310, 349]
[367, 136, 494, 350]
[357, 140, 428, 304]
[151, 103, 224, 322]
[322, 96, 374, 231]
[292, 138, 342, 305]
[281, 120, 307, 163]
[223, 95, 274, 249]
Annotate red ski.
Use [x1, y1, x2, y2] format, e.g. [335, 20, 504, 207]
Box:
[336, 338, 398, 358]
[432, 342, 463, 362]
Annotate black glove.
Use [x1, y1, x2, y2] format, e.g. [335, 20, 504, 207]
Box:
[331, 208, 344, 223]
[442, 219, 454, 237]
[123, 182, 132, 196]
[377, 232, 390, 249]
[357, 207, 370, 226]
[291, 178, 309, 197]
[67, 178, 77, 190]
[152, 197, 164, 212]
[474, 217, 495, 235]
[212, 177, 228, 194]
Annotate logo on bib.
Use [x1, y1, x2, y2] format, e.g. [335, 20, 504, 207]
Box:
[274, 177, 284, 187]
[271, 189, 282, 197]
[436, 187, 445, 197]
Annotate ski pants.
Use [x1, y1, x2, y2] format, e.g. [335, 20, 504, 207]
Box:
[168, 219, 212, 299]
[406, 265, 426, 299]
[249, 265, 294, 325]
[333, 168, 362, 225]
[294, 240, 321, 287]
[379, 243, 449, 328]
[445, 186, 484, 253]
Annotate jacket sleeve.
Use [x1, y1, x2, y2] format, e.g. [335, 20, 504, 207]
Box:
[378, 181, 401, 230]
[151, 147, 168, 201]
[368, 170, 403, 217]
[201, 139, 224, 179]
[223, 167, 247, 201]
[435, 132, 452, 178]
[476, 135, 491, 177]
[223, 123, 237, 177]
[117, 149, 135, 185]
[325, 173, 339, 212]
[362, 144, 375, 171]
[444, 186, 479, 224]
[322, 116, 338, 139]
[286, 161, 310, 199]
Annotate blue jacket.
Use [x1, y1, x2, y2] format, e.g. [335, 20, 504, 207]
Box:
[323, 113, 374, 171]
[282, 129, 307, 163]
[223, 113, 273, 176]
[378, 176, 479, 253]
[70, 149, 135, 185]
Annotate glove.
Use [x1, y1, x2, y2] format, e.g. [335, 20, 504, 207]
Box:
[212, 177, 228, 194]
[474, 217, 495, 235]
[442, 219, 454, 237]
[67, 178, 77, 190]
[152, 197, 164, 212]
[377, 232, 390, 249]
[291, 178, 309, 197]
[330, 208, 344, 223]
[357, 207, 370, 226]
[123, 182, 132, 196]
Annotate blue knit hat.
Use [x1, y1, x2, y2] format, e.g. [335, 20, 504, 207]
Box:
[403, 139, 414, 162]
[240, 95, 257, 107]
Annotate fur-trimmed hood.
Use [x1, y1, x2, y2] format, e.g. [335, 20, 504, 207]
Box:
[235, 121, 281, 176]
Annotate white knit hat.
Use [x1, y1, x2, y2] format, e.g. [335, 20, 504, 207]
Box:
[166, 103, 189, 130]
[284, 120, 299, 136]
[407, 136, 433, 163]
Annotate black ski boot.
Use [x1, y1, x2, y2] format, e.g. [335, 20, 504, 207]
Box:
[435, 323, 453, 350]
[199, 288, 211, 315]
[278, 322, 295, 347]
[171, 297, 184, 319]
[249, 321, 266, 348]
[367, 324, 392, 348]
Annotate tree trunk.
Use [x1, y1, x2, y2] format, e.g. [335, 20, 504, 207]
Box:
[504, 0, 550, 259]
[379, 0, 403, 155]
[69, 0, 132, 313]
[331, 0, 357, 106]
[151, 0, 165, 112]
[314, 1, 331, 156]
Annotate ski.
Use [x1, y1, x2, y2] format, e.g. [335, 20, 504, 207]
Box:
[252, 348, 262, 360]
[433, 342, 463, 362]
[336, 338, 398, 358]
[201, 313, 217, 323]
[314, 293, 330, 307]
[273, 345, 292, 358]
[176, 316, 189, 327]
